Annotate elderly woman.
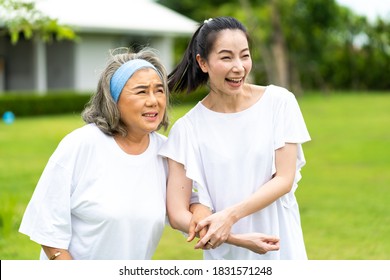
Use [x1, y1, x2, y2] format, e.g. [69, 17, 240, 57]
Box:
[19, 47, 169, 260]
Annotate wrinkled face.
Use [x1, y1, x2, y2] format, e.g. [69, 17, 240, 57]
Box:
[117, 68, 166, 136]
[197, 29, 252, 96]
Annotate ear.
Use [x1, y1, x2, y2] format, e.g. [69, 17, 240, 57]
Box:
[196, 54, 208, 73]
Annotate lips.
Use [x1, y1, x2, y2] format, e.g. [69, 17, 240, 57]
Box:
[226, 78, 243, 83]
[142, 113, 158, 117]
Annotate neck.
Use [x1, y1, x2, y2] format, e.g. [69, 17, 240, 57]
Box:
[114, 133, 150, 155]
[203, 83, 253, 113]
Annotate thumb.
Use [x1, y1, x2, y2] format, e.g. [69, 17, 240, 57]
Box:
[187, 223, 196, 242]
[265, 236, 280, 243]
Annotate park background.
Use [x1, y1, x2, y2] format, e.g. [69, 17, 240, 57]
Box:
[1, 0, 389, 259]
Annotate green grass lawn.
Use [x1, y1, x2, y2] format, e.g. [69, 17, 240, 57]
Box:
[1, 92, 389, 259]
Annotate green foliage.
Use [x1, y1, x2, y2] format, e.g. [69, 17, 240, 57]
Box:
[170, 87, 208, 105]
[0, 0, 77, 44]
[0, 195, 21, 238]
[0, 88, 208, 117]
[0, 89, 208, 118]
[0, 92, 91, 116]
[157, 0, 390, 91]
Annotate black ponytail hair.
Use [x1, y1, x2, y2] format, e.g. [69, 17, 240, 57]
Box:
[168, 16, 250, 94]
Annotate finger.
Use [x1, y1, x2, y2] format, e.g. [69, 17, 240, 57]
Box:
[265, 236, 280, 243]
[194, 235, 210, 249]
[268, 244, 280, 252]
[187, 231, 196, 242]
[187, 223, 196, 242]
[198, 227, 208, 240]
[266, 243, 280, 252]
[198, 240, 214, 250]
[194, 219, 209, 232]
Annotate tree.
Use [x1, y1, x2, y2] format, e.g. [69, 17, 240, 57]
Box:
[158, 0, 390, 91]
[0, 0, 76, 44]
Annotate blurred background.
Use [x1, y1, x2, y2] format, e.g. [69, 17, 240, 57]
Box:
[0, 0, 389, 260]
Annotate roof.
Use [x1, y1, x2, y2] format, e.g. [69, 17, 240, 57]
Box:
[34, 0, 198, 36]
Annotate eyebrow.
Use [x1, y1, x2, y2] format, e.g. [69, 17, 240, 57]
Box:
[217, 48, 250, 55]
[131, 83, 164, 90]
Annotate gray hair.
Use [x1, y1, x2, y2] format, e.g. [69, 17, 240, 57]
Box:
[82, 47, 169, 136]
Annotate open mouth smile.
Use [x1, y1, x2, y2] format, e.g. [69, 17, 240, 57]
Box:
[226, 78, 243, 83]
[142, 113, 158, 117]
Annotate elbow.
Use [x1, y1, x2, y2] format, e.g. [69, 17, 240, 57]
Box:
[284, 183, 293, 194]
[168, 218, 180, 230]
[276, 175, 295, 195]
[284, 178, 295, 194]
[167, 209, 181, 230]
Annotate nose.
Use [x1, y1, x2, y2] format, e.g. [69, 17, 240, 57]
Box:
[146, 91, 158, 107]
[232, 59, 245, 72]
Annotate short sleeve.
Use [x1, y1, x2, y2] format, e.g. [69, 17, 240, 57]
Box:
[158, 118, 214, 210]
[274, 90, 311, 150]
[19, 145, 74, 249]
[271, 88, 311, 208]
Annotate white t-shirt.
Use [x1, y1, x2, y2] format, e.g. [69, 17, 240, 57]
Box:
[19, 124, 167, 260]
[159, 85, 311, 260]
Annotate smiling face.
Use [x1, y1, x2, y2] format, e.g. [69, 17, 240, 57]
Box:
[196, 29, 252, 96]
[117, 68, 166, 137]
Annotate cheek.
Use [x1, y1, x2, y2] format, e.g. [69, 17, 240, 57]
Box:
[244, 60, 252, 72]
[157, 95, 167, 108]
[208, 64, 226, 80]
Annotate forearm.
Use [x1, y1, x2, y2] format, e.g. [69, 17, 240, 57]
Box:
[226, 233, 246, 247]
[225, 233, 280, 254]
[226, 143, 298, 223]
[194, 145, 297, 250]
[167, 205, 192, 233]
[227, 175, 293, 222]
[166, 159, 194, 234]
[42, 245, 73, 260]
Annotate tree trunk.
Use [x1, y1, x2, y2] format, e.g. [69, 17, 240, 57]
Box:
[270, 0, 289, 88]
[238, 0, 274, 84]
[239, 0, 298, 92]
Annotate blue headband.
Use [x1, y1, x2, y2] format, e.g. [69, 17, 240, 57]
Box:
[110, 59, 159, 103]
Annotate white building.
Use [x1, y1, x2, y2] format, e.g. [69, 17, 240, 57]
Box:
[0, 0, 197, 93]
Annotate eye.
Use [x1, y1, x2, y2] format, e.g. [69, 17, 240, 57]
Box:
[156, 88, 165, 94]
[221, 56, 231, 60]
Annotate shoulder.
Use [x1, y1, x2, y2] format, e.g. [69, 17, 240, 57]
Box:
[60, 124, 106, 146]
[173, 102, 203, 127]
[54, 124, 110, 158]
[266, 84, 296, 101]
[151, 131, 167, 148]
[262, 85, 300, 111]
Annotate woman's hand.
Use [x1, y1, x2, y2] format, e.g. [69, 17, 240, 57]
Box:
[188, 203, 212, 243]
[227, 233, 280, 254]
[193, 208, 236, 249]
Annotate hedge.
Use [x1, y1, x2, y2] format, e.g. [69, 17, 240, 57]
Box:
[0, 92, 91, 117]
[0, 88, 208, 117]
[170, 88, 208, 105]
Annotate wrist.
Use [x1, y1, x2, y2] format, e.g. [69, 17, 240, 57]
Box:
[49, 251, 62, 260]
[225, 206, 240, 225]
[226, 233, 245, 247]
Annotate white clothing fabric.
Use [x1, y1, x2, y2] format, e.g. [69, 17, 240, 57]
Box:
[159, 85, 311, 260]
[19, 124, 167, 260]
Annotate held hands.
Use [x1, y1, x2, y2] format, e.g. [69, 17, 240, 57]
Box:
[188, 203, 212, 243]
[188, 204, 280, 254]
[193, 208, 235, 250]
